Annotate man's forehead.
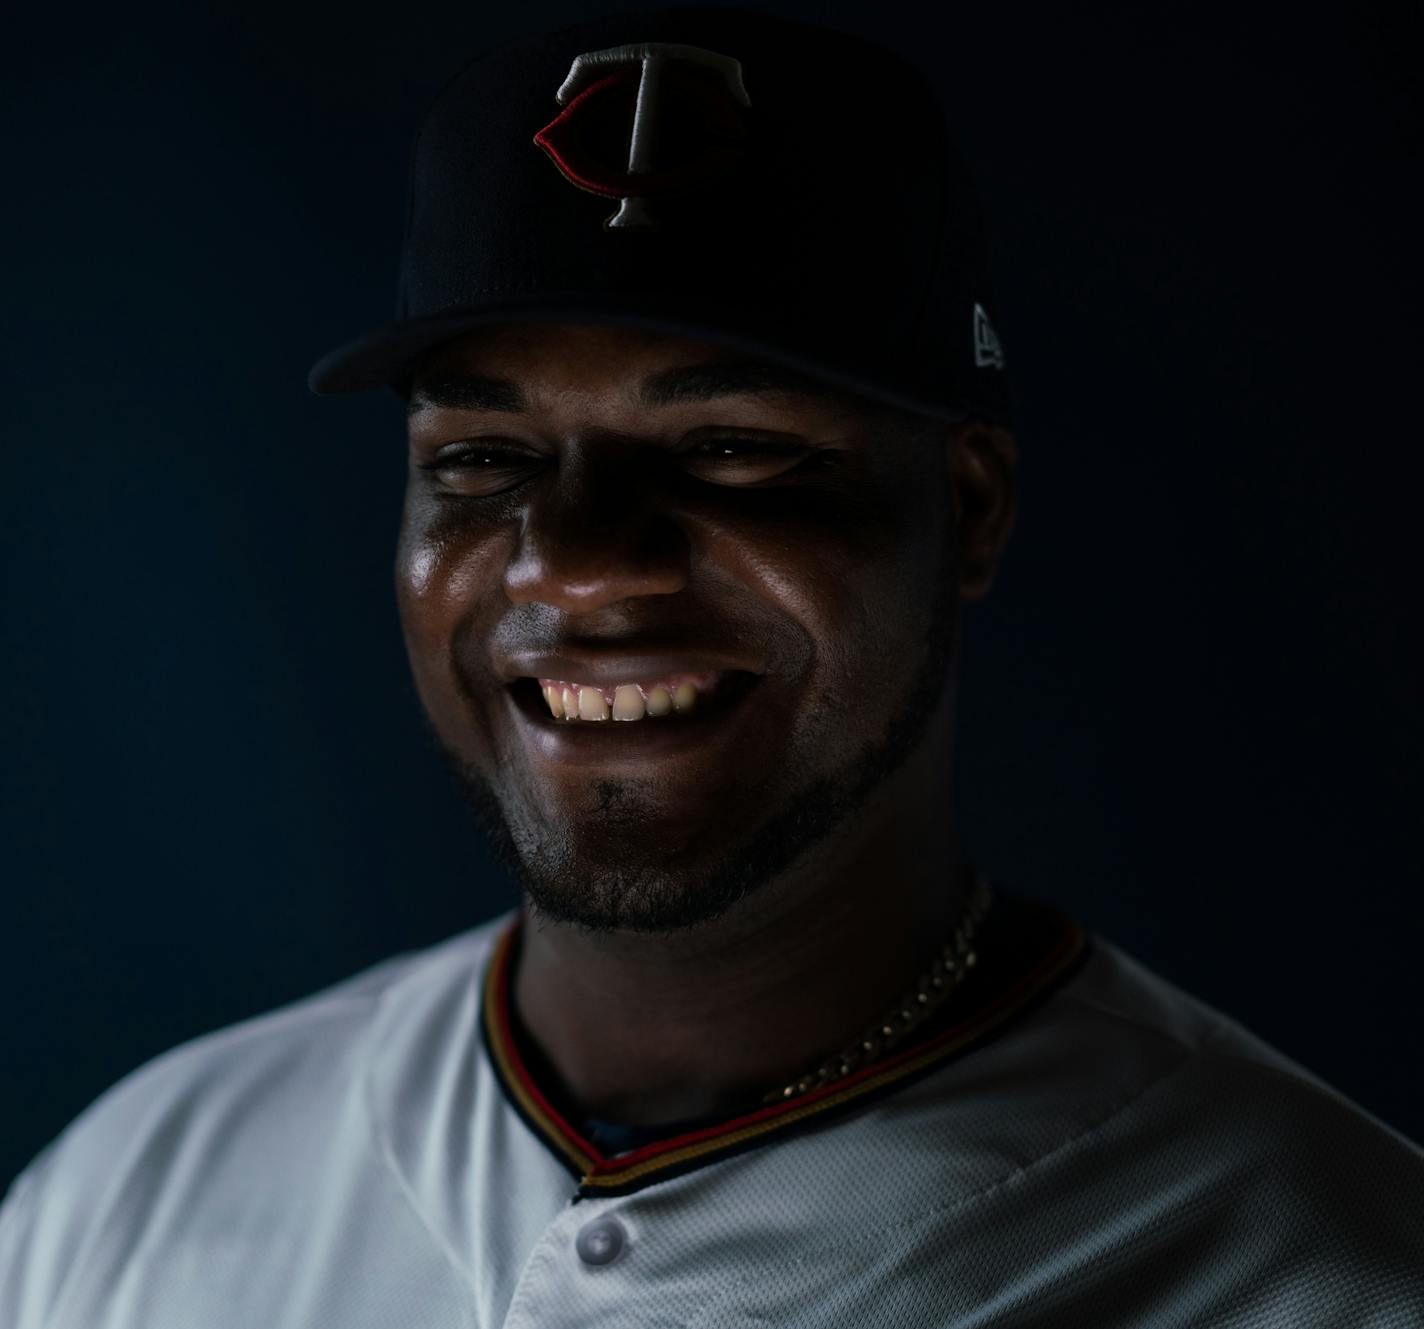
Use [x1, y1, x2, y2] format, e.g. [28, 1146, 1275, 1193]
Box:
[406, 322, 876, 418]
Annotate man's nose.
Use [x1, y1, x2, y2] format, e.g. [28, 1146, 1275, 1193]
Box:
[502, 447, 690, 614]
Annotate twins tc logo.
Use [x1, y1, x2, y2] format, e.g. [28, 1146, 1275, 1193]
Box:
[533, 43, 752, 229]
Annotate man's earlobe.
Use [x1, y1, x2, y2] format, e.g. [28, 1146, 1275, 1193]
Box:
[948, 421, 1018, 602]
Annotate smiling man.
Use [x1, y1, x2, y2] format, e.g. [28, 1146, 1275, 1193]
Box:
[3, 6, 1421, 1328]
[400, 322, 1015, 1139]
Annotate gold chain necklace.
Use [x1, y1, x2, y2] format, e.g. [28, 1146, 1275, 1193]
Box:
[762, 869, 994, 1105]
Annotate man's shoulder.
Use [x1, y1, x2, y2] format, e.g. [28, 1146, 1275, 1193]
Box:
[0, 911, 514, 1318]
[23, 913, 511, 1174]
[1039, 935, 1423, 1302]
[1062, 934, 1419, 1151]
[871, 921, 1424, 1203]
[791, 928, 1423, 1326]
[30, 913, 507, 1157]
[1065, 934, 1395, 1122]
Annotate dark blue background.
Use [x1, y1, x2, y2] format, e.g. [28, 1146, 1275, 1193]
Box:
[4, 0, 1420, 1192]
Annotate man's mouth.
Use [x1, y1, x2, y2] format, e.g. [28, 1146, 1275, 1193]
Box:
[529, 670, 752, 722]
[506, 670, 761, 731]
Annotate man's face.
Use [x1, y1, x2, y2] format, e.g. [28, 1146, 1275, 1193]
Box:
[397, 322, 976, 934]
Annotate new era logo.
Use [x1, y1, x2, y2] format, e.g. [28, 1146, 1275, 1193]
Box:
[973, 303, 1005, 370]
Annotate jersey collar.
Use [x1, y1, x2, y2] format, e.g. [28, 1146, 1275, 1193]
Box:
[480, 892, 1088, 1199]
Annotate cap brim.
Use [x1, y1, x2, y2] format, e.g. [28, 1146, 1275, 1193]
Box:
[307, 292, 970, 424]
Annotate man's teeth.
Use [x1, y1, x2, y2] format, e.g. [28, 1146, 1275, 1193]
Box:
[579, 687, 609, 721]
[612, 685, 646, 720]
[537, 676, 708, 722]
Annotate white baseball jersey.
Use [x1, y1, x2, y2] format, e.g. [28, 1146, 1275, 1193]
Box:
[3, 892, 1421, 1328]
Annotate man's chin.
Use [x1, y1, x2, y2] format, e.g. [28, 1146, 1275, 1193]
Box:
[518, 866, 750, 936]
[441, 754, 752, 934]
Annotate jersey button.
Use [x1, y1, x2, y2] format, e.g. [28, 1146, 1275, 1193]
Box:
[575, 1215, 627, 1266]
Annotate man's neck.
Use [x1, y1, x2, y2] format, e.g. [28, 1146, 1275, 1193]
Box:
[511, 787, 971, 1127]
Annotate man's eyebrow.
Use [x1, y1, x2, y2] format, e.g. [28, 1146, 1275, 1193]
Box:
[407, 359, 851, 415]
[637, 359, 850, 408]
[408, 374, 527, 415]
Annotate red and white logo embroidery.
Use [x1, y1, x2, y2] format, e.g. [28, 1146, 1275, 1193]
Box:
[533, 42, 752, 229]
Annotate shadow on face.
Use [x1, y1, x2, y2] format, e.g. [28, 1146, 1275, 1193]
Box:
[393, 321, 1017, 932]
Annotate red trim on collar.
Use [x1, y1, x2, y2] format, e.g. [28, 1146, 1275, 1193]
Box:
[481, 898, 1088, 1195]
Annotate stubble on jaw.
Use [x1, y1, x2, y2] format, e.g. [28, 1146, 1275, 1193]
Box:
[421, 447, 962, 937]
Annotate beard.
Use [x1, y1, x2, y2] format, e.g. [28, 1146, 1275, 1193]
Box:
[425, 529, 962, 937]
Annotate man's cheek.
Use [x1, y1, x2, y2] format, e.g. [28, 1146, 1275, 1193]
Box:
[398, 540, 443, 602]
[397, 523, 496, 616]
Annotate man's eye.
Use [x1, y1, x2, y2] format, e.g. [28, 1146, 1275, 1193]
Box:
[687, 438, 799, 458]
[681, 437, 812, 481]
[416, 438, 814, 495]
[417, 446, 542, 494]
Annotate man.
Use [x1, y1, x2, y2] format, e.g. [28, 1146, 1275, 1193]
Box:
[2, 5, 1420, 1327]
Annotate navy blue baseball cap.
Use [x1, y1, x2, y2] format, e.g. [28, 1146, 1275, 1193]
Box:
[307, 4, 1010, 424]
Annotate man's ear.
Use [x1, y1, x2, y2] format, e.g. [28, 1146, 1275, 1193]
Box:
[947, 420, 1018, 602]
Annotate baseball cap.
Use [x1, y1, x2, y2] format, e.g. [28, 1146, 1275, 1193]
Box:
[307, 4, 1010, 424]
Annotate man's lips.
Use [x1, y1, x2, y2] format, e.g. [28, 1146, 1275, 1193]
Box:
[502, 670, 765, 764]
[507, 670, 761, 724]
[496, 650, 766, 690]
